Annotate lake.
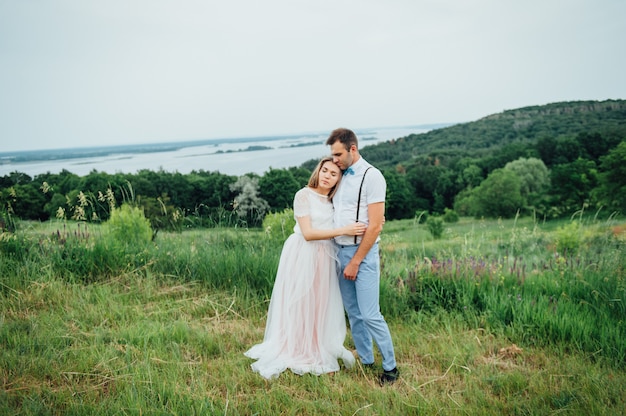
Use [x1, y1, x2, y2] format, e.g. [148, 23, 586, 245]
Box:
[0, 126, 435, 177]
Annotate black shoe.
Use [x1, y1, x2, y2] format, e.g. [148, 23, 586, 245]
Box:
[379, 367, 399, 385]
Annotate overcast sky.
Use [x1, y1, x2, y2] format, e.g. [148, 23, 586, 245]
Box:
[1, 0, 624, 152]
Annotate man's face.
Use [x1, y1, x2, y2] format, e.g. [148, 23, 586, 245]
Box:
[330, 142, 354, 171]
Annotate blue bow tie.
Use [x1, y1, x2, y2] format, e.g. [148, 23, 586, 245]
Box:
[343, 167, 355, 176]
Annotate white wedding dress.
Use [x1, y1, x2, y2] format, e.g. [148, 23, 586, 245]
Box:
[244, 187, 355, 379]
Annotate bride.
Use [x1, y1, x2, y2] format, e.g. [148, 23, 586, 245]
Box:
[244, 157, 365, 379]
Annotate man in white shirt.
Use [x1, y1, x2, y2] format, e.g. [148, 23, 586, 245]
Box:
[326, 128, 399, 385]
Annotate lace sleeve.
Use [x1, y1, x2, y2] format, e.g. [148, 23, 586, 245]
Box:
[293, 188, 310, 218]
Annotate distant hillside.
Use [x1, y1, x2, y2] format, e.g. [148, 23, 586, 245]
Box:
[362, 99, 626, 169]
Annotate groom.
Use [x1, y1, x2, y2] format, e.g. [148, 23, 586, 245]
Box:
[326, 127, 399, 385]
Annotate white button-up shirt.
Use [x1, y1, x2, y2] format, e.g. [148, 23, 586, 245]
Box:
[333, 158, 386, 246]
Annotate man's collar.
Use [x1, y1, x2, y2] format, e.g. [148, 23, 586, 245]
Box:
[349, 158, 366, 174]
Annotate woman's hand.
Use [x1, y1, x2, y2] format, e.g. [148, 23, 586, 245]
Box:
[343, 221, 367, 236]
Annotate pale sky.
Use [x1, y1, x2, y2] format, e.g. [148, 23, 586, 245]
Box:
[1, 0, 624, 152]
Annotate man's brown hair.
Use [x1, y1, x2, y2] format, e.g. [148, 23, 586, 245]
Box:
[325, 128, 358, 151]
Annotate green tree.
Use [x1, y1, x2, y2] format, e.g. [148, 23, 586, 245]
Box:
[55, 169, 81, 195]
[77, 170, 127, 220]
[383, 169, 415, 220]
[550, 158, 598, 216]
[287, 166, 313, 187]
[535, 135, 559, 167]
[458, 164, 484, 189]
[453, 187, 477, 217]
[504, 157, 550, 196]
[3, 171, 32, 186]
[472, 168, 524, 218]
[44, 192, 70, 220]
[188, 171, 237, 209]
[433, 167, 458, 212]
[129, 174, 158, 198]
[1, 183, 48, 220]
[79, 170, 115, 195]
[578, 132, 607, 162]
[595, 141, 626, 212]
[481, 142, 535, 173]
[554, 136, 582, 165]
[137, 193, 182, 231]
[258, 168, 300, 212]
[161, 172, 193, 209]
[183, 171, 237, 226]
[504, 157, 551, 214]
[405, 160, 444, 213]
[130, 170, 162, 199]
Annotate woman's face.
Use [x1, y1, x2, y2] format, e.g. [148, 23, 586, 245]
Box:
[318, 161, 341, 191]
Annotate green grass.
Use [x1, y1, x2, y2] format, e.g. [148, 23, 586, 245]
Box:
[3, 275, 625, 415]
[1, 215, 625, 414]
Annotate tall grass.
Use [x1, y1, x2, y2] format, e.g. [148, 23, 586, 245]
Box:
[1, 214, 625, 414]
[151, 228, 281, 300]
[381, 214, 625, 366]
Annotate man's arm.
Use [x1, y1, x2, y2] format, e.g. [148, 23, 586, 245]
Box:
[342, 201, 384, 281]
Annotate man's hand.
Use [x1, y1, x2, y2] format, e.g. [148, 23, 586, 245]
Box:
[343, 261, 360, 281]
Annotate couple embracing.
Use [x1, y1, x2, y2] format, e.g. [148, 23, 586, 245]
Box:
[245, 128, 399, 386]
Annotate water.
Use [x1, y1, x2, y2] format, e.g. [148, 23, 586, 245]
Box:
[0, 126, 432, 177]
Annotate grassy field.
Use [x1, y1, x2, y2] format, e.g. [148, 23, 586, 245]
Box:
[1, 214, 625, 415]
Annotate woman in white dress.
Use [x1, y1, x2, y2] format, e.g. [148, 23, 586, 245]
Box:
[244, 157, 366, 380]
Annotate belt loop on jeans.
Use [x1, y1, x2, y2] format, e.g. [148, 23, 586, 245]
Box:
[336, 243, 357, 249]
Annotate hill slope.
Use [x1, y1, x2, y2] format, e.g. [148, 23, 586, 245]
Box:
[362, 99, 626, 169]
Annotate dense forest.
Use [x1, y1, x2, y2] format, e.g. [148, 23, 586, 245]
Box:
[1, 99, 625, 230]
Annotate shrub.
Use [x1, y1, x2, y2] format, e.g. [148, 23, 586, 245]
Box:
[554, 220, 582, 254]
[426, 216, 444, 239]
[104, 204, 153, 248]
[442, 208, 459, 223]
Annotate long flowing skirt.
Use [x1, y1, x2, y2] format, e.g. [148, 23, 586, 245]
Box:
[244, 234, 355, 380]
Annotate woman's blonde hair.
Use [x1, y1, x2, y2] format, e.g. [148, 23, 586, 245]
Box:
[307, 157, 341, 199]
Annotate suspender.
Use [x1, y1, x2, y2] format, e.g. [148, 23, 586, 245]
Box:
[354, 167, 372, 244]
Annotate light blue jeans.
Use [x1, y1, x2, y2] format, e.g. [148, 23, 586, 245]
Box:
[337, 243, 397, 371]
